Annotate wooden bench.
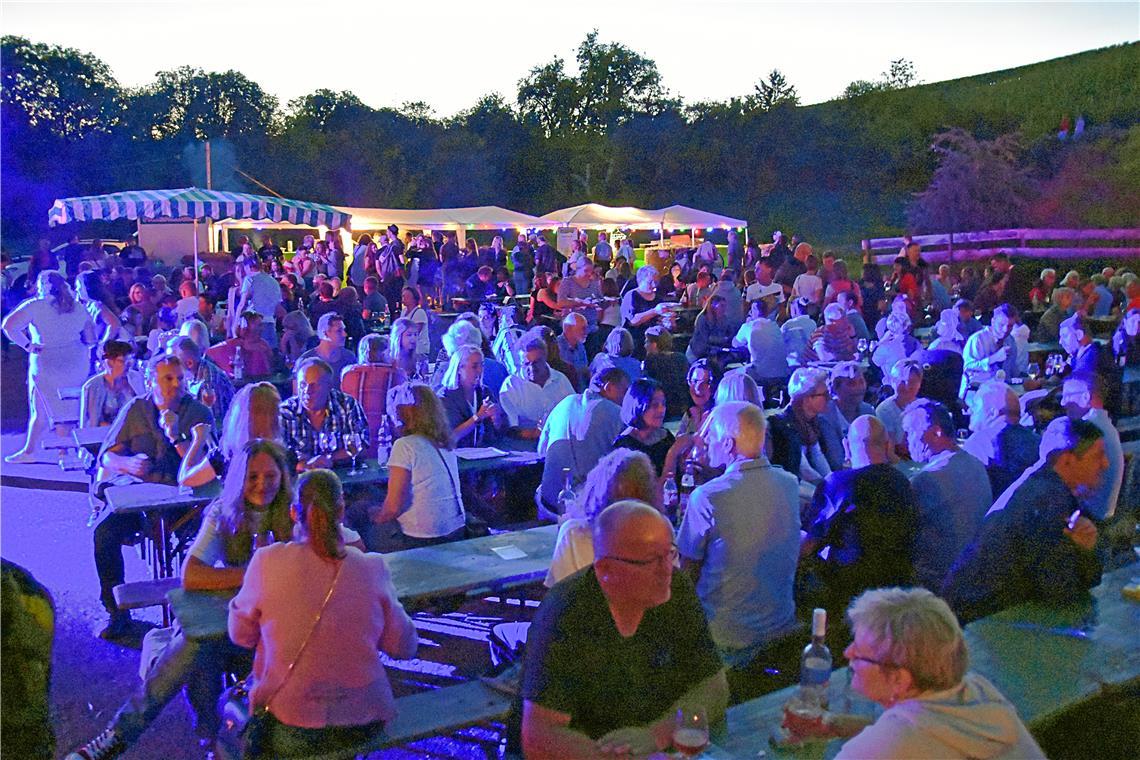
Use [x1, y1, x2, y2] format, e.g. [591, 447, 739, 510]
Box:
[113, 578, 181, 611]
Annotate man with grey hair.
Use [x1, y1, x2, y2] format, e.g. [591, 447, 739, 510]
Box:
[1060, 373, 1123, 521]
[537, 365, 630, 514]
[298, 312, 355, 380]
[1033, 285, 1075, 342]
[522, 500, 728, 757]
[944, 416, 1107, 621]
[499, 329, 574, 440]
[801, 415, 919, 617]
[168, 335, 234, 435]
[732, 314, 790, 392]
[902, 399, 993, 590]
[556, 311, 589, 390]
[962, 380, 1040, 497]
[678, 402, 800, 666]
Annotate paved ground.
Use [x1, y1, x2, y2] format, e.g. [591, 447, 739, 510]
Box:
[1, 348, 532, 758]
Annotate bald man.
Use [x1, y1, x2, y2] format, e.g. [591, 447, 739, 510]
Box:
[962, 380, 1041, 498]
[522, 501, 728, 758]
[678, 402, 800, 666]
[801, 416, 919, 615]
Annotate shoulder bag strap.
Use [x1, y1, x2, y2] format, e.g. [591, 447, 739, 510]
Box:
[430, 443, 464, 519]
[258, 559, 343, 712]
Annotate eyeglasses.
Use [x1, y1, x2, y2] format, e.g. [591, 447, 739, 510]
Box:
[603, 544, 679, 568]
[847, 650, 901, 669]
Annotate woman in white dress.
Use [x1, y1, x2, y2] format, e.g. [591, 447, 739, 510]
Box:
[2, 271, 96, 462]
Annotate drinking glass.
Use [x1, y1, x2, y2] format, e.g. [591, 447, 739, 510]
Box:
[346, 432, 364, 475]
[672, 706, 709, 757]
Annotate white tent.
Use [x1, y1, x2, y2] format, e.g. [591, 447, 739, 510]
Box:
[657, 204, 747, 232]
[539, 202, 662, 230]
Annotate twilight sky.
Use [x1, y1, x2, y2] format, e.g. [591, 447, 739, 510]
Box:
[2, 0, 1137, 116]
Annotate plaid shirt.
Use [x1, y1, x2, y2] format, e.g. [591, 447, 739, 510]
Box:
[279, 388, 370, 458]
[189, 358, 236, 436]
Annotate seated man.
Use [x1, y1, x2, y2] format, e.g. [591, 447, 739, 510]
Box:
[298, 312, 356, 381]
[168, 335, 235, 436]
[678, 402, 800, 666]
[522, 501, 729, 758]
[1060, 373, 1124, 521]
[1060, 313, 1122, 417]
[279, 357, 369, 470]
[686, 294, 736, 363]
[92, 354, 213, 639]
[901, 399, 993, 591]
[556, 312, 590, 391]
[499, 329, 575, 440]
[962, 303, 1021, 393]
[962, 380, 1042, 497]
[801, 416, 919, 617]
[464, 264, 496, 304]
[1033, 286, 1075, 343]
[538, 366, 629, 514]
[875, 358, 923, 458]
[820, 361, 874, 448]
[943, 416, 1106, 623]
[641, 326, 690, 419]
[732, 314, 790, 397]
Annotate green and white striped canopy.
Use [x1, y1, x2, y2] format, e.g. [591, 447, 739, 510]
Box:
[48, 187, 352, 229]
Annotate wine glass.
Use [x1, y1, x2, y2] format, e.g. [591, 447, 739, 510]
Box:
[346, 432, 364, 475]
[673, 706, 709, 757]
[855, 338, 869, 359]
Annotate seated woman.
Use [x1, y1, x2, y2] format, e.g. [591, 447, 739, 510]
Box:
[228, 468, 417, 758]
[80, 340, 144, 428]
[715, 371, 763, 407]
[872, 311, 920, 376]
[544, 449, 659, 587]
[833, 587, 1043, 759]
[372, 383, 467, 549]
[812, 303, 857, 362]
[179, 382, 282, 488]
[205, 311, 275, 379]
[677, 358, 719, 436]
[587, 326, 642, 384]
[614, 377, 694, 480]
[385, 317, 423, 380]
[438, 345, 503, 446]
[1112, 306, 1140, 366]
[279, 309, 317, 368]
[341, 333, 405, 458]
[767, 367, 837, 484]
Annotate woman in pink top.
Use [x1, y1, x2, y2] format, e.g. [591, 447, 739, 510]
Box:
[228, 469, 417, 757]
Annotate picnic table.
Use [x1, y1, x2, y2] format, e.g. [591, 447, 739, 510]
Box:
[168, 523, 559, 640]
[73, 426, 110, 455]
[700, 562, 1140, 758]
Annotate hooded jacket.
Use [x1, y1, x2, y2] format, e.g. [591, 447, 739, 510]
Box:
[837, 672, 1044, 759]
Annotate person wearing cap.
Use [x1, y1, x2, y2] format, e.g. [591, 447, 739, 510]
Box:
[955, 298, 983, 339]
[943, 416, 1107, 622]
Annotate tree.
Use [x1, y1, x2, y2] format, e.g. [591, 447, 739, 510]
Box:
[126, 66, 278, 141]
[284, 89, 373, 132]
[884, 58, 919, 89]
[842, 79, 884, 99]
[907, 127, 1036, 233]
[749, 69, 799, 112]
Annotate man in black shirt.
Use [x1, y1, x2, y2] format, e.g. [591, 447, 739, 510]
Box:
[801, 415, 919, 616]
[522, 501, 727, 757]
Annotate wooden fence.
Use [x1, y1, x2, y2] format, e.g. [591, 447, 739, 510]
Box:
[862, 228, 1140, 265]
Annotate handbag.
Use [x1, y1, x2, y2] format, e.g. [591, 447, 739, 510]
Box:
[216, 560, 343, 759]
[429, 444, 488, 539]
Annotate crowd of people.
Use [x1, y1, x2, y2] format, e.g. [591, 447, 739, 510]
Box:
[1, 227, 1136, 760]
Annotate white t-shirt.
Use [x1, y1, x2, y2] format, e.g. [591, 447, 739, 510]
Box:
[498, 369, 575, 427]
[545, 517, 593, 587]
[240, 272, 282, 327]
[791, 273, 823, 303]
[387, 435, 466, 538]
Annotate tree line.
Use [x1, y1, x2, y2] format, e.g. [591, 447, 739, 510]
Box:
[2, 32, 1138, 254]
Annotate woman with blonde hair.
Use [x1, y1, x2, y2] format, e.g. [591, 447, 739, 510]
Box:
[438, 344, 502, 446]
[386, 316, 422, 379]
[544, 448, 660, 586]
[715, 371, 763, 407]
[229, 468, 417, 757]
[2, 270, 97, 462]
[834, 587, 1043, 759]
[372, 382, 467, 548]
[178, 382, 282, 487]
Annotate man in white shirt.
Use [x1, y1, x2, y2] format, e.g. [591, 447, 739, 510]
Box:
[537, 366, 630, 511]
[1060, 374, 1124, 520]
[499, 329, 575, 440]
[962, 303, 1021, 394]
[235, 257, 283, 344]
[745, 260, 784, 318]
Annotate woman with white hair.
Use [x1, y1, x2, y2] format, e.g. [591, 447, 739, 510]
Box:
[715, 371, 763, 407]
[835, 587, 1043, 759]
[587, 326, 642, 383]
[438, 344, 503, 446]
[545, 449, 660, 587]
[434, 318, 508, 398]
[621, 264, 667, 358]
[766, 367, 836, 483]
[872, 311, 921, 375]
[2, 271, 97, 462]
[928, 308, 965, 353]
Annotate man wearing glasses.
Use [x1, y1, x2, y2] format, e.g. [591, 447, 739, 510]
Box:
[522, 501, 728, 757]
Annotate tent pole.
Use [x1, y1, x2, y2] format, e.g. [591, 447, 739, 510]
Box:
[193, 219, 200, 289]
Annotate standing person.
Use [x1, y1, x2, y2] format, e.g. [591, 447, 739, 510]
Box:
[511, 234, 535, 295]
[592, 231, 613, 270]
[298, 313, 356, 381]
[678, 402, 801, 667]
[371, 383, 467, 548]
[25, 238, 59, 290]
[76, 271, 123, 346]
[2, 271, 96, 462]
[522, 501, 729, 758]
[228, 468, 418, 758]
[235, 256, 283, 345]
[835, 588, 1045, 760]
[377, 225, 406, 321]
[943, 417, 1107, 622]
[901, 400, 993, 591]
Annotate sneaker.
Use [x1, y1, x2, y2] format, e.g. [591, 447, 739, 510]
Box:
[65, 726, 125, 760]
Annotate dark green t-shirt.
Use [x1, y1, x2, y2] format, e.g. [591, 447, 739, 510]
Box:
[522, 565, 722, 739]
